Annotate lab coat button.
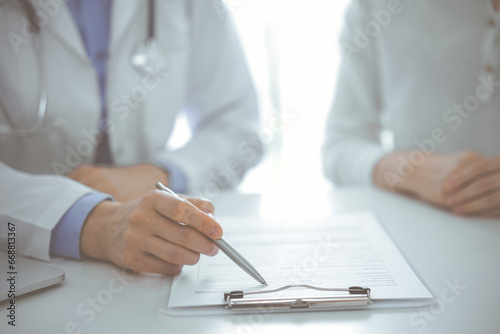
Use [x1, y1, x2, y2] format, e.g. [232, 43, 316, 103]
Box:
[485, 64, 494, 73]
[489, 18, 496, 27]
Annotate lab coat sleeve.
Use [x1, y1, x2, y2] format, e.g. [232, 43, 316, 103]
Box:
[156, 1, 263, 195]
[321, 0, 386, 185]
[0, 160, 96, 261]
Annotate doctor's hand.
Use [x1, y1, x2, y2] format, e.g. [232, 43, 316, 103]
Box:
[444, 155, 500, 217]
[80, 190, 221, 275]
[373, 150, 485, 209]
[67, 164, 169, 202]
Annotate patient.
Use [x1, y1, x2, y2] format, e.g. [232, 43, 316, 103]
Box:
[322, 0, 500, 217]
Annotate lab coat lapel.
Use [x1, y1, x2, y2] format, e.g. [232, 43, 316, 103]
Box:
[31, 1, 89, 64]
[109, 0, 142, 52]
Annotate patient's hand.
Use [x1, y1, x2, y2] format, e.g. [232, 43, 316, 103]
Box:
[68, 163, 169, 202]
[373, 150, 485, 211]
[445, 155, 500, 217]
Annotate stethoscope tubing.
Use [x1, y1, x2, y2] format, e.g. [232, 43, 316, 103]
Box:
[0, 1, 48, 136]
[0, 0, 156, 136]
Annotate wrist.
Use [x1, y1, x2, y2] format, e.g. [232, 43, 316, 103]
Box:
[373, 151, 418, 194]
[80, 200, 122, 261]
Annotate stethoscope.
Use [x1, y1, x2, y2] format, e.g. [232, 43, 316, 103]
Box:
[0, 0, 167, 137]
[130, 0, 170, 78]
[0, 0, 47, 137]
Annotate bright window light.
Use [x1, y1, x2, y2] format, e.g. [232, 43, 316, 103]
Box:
[232, 0, 351, 194]
[169, 0, 351, 194]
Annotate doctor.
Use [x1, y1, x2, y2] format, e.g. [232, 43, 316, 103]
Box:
[0, 0, 262, 275]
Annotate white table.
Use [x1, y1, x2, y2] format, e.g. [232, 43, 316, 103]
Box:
[2, 187, 499, 334]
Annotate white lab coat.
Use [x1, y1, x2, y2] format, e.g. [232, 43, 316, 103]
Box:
[0, 0, 262, 261]
[322, 0, 500, 185]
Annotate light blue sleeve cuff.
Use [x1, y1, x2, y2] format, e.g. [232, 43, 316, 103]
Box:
[153, 159, 188, 193]
[50, 192, 112, 259]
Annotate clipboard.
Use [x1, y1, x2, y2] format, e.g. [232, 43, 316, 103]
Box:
[224, 285, 371, 311]
[159, 213, 435, 316]
[159, 280, 433, 316]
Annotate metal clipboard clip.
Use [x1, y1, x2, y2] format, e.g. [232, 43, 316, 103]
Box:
[224, 284, 371, 311]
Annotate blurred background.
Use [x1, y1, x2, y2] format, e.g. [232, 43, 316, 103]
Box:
[169, 0, 351, 196]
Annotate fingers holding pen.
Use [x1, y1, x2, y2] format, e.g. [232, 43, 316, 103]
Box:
[144, 235, 202, 265]
[181, 195, 215, 215]
[116, 212, 218, 274]
[83, 189, 223, 275]
[148, 190, 223, 239]
[120, 250, 183, 276]
[146, 211, 219, 256]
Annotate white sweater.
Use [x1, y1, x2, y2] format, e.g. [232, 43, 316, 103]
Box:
[323, 0, 500, 185]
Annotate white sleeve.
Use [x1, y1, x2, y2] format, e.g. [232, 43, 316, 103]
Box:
[322, 0, 386, 185]
[0, 161, 94, 261]
[157, 1, 263, 194]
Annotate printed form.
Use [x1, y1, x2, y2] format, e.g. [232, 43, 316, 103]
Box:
[161, 212, 434, 315]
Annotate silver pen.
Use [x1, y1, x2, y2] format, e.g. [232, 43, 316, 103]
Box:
[155, 182, 267, 286]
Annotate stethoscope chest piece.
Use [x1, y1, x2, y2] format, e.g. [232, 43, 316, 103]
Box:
[130, 38, 170, 79]
[129, 0, 169, 79]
